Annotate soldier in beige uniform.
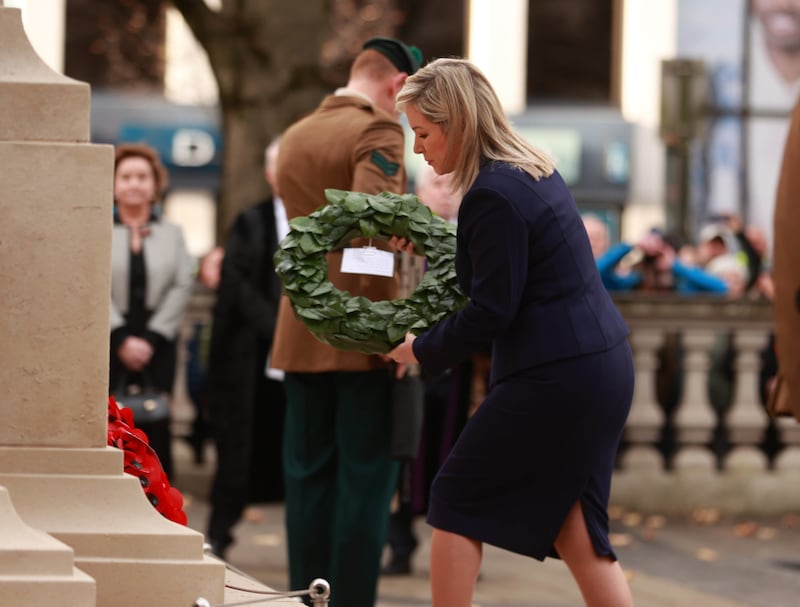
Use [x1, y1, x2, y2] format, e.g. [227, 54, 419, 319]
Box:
[270, 37, 422, 607]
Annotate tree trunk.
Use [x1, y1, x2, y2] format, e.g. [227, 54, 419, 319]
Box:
[172, 0, 336, 239]
[171, 0, 422, 241]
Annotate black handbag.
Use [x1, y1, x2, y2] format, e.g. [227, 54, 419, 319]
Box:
[390, 367, 425, 461]
[112, 371, 171, 425]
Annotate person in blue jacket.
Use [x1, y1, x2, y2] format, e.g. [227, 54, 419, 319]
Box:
[389, 58, 636, 607]
[597, 228, 728, 294]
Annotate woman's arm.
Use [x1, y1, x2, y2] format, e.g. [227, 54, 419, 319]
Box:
[146, 225, 196, 341]
[412, 189, 528, 376]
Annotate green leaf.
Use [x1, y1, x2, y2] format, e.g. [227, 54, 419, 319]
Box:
[367, 197, 396, 214]
[391, 215, 410, 238]
[325, 189, 349, 205]
[372, 212, 395, 226]
[387, 324, 408, 343]
[411, 206, 433, 222]
[310, 283, 334, 297]
[289, 216, 325, 233]
[358, 219, 379, 238]
[298, 307, 326, 321]
[344, 194, 369, 213]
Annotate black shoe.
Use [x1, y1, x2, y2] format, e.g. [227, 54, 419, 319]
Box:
[381, 556, 412, 576]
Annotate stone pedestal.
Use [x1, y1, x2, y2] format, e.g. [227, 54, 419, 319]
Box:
[0, 447, 224, 606]
[0, 6, 224, 606]
[0, 486, 95, 607]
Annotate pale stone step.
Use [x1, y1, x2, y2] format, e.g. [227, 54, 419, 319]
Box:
[0, 486, 96, 606]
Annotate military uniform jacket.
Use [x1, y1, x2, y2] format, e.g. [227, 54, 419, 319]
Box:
[271, 92, 407, 372]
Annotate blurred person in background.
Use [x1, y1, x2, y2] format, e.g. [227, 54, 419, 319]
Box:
[581, 213, 611, 259]
[582, 214, 644, 291]
[597, 227, 729, 295]
[109, 143, 195, 480]
[182, 245, 224, 465]
[697, 213, 773, 299]
[205, 137, 288, 559]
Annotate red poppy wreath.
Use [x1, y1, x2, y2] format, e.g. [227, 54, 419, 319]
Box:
[107, 396, 187, 525]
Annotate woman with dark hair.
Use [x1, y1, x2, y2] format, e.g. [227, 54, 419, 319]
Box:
[110, 143, 194, 479]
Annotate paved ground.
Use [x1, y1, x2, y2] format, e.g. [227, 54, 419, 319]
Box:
[171, 438, 800, 607]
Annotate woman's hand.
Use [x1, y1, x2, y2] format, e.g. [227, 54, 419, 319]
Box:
[388, 332, 419, 365]
[118, 336, 154, 372]
[389, 235, 415, 255]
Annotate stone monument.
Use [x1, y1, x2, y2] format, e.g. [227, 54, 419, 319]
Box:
[0, 5, 225, 605]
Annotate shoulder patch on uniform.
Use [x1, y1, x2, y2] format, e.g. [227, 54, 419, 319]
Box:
[371, 150, 400, 176]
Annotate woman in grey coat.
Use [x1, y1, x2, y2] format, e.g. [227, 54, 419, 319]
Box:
[109, 143, 195, 479]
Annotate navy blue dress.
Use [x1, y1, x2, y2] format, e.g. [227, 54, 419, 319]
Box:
[412, 161, 633, 561]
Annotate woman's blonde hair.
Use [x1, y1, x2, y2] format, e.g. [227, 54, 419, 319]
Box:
[396, 57, 555, 193]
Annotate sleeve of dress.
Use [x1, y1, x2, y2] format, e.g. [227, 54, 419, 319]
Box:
[147, 226, 196, 340]
[412, 188, 528, 376]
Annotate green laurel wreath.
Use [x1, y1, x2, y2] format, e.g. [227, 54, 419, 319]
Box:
[274, 188, 467, 354]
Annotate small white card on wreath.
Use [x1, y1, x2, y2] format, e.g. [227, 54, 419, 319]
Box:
[340, 246, 395, 277]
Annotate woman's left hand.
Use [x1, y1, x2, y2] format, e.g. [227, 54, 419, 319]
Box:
[388, 332, 419, 365]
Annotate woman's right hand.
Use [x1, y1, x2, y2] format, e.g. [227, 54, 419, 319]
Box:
[389, 235, 415, 255]
[118, 336, 154, 372]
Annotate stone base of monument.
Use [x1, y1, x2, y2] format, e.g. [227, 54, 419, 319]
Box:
[0, 486, 96, 606]
[0, 446, 225, 607]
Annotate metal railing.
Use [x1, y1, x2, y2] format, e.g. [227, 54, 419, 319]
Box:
[194, 544, 330, 606]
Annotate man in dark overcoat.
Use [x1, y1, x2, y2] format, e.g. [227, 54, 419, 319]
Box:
[205, 138, 287, 557]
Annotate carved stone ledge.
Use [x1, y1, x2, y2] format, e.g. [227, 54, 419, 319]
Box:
[613, 294, 773, 330]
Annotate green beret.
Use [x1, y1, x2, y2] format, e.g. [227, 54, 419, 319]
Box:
[362, 37, 423, 75]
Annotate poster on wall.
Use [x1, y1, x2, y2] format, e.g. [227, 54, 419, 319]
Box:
[748, 0, 800, 112]
[677, 0, 745, 230]
[746, 0, 800, 248]
[678, 0, 799, 249]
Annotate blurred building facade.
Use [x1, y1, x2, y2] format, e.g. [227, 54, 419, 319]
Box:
[10, 0, 794, 254]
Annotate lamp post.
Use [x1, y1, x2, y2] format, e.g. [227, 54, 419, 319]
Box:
[659, 58, 708, 243]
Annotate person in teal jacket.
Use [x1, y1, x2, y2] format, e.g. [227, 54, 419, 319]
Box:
[597, 228, 729, 294]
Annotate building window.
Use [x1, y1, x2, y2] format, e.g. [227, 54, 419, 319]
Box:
[526, 0, 617, 104]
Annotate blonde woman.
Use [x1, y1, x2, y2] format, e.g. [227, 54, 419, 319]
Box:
[389, 58, 635, 607]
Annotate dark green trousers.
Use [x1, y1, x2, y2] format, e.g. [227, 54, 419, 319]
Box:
[283, 370, 399, 607]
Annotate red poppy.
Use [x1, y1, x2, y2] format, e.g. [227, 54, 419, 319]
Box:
[107, 396, 187, 525]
